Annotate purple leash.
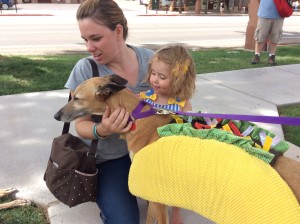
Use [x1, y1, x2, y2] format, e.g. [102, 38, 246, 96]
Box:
[129, 101, 300, 126]
[174, 111, 300, 126]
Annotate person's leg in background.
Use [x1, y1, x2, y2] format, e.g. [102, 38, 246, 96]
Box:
[96, 155, 140, 224]
[267, 18, 284, 65]
[252, 41, 267, 64]
[251, 17, 271, 64]
[267, 41, 277, 65]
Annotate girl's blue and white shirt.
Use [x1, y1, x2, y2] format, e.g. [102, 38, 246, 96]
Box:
[140, 89, 186, 112]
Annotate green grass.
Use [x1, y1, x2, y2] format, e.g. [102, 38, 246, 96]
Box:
[0, 45, 299, 223]
[0, 54, 88, 96]
[0, 196, 49, 224]
[1, 45, 300, 96]
[278, 103, 300, 147]
[190, 45, 300, 73]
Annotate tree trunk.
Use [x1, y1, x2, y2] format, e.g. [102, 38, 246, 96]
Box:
[244, 0, 259, 50]
[195, 0, 201, 14]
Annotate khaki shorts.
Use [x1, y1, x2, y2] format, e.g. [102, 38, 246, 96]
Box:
[254, 17, 284, 44]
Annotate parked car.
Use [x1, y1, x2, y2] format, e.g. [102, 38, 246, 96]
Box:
[0, 0, 14, 10]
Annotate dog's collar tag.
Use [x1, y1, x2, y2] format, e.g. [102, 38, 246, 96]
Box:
[130, 123, 136, 131]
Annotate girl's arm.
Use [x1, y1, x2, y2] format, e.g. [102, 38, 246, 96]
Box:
[182, 100, 192, 112]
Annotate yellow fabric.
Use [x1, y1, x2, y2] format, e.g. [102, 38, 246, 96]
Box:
[263, 135, 273, 151]
[167, 98, 186, 108]
[222, 124, 233, 134]
[139, 91, 186, 108]
[139, 91, 157, 101]
[171, 115, 184, 124]
[129, 136, 300, 224]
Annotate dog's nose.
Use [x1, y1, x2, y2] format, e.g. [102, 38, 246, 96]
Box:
[54, 111, 61, 121]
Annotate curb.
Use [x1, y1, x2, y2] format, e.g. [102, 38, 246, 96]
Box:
[0, 14, 53, 16]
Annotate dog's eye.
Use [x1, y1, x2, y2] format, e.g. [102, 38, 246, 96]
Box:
[73, 96, 79, 101]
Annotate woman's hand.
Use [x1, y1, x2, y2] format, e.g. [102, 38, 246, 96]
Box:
[75, 106, 132, 139]
[99, 106, 133, 136]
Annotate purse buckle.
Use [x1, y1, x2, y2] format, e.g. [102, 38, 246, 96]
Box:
[87, 152, 97, 158]
[155, 108, 176, 115]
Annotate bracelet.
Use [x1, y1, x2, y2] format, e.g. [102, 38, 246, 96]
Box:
[93, 123, 107, 139]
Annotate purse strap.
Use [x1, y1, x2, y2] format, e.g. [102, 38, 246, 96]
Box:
[62, 58, 101, 157]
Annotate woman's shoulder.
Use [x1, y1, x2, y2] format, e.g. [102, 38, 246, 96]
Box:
[129, 45, 154, 57]
[65, 57, 93, 90]
[65, 57, 110, 90]
[75, 56, 99, 67]
[74, 56, 94, 68]
[75, 57, 112, 74]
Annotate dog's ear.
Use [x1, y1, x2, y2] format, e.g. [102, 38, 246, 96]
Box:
[108, 74, 128, 86]
[96, 83, 126, 96]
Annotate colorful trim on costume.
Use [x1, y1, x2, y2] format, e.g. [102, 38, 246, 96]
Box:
[157, 113, 289, 164]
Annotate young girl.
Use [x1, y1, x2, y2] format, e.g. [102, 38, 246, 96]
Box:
[140, 45, 196, 224]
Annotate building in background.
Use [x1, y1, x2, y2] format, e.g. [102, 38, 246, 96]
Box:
[147, 0, 249, 12]
[21, 0, 249, 13]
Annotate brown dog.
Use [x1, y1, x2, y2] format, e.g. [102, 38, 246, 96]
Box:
[54, 75, 300, 223]
[0, 188, 31, 210]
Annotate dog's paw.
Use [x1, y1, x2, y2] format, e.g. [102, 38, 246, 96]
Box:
[0, 199, 31, 210]
[0, 187, 18, 197]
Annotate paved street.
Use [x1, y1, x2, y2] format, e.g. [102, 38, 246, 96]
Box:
[0, 2, 300, 55]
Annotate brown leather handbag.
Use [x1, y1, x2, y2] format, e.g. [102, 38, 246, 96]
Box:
[44, 58, 100, 207]
[44, 132, 98, 207]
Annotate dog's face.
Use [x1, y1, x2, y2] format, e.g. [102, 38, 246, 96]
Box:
[54, 74, 127, 122]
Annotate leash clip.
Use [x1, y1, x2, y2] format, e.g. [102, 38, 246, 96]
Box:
[155, 108, 177, 115]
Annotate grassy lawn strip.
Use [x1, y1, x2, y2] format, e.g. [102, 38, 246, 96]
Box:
[1, 45, 300, 96]
[278, 103, 300, 147]
[0, 196, 49, 224]
[191, 45, 300, 74]
[0, 54, 88, 96]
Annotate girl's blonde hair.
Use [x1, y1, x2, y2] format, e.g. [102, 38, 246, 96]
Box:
[147, 45, 196, 100]
[76, 0, 128, 40]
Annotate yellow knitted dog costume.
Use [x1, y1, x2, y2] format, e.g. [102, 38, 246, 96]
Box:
[129, 136, 300, 224]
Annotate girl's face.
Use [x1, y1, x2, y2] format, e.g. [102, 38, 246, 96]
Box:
[149, 58, 173, 97]
[78, 18, 123, 64]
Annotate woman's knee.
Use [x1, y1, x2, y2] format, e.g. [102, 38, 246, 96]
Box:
[96, 155, 139, 223]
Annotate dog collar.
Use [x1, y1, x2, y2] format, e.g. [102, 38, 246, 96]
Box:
[128, 101, 157, 131]
[130, 100, 157, 120]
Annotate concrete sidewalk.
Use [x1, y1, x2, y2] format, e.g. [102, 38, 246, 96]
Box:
[0, 64, 300, 224]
